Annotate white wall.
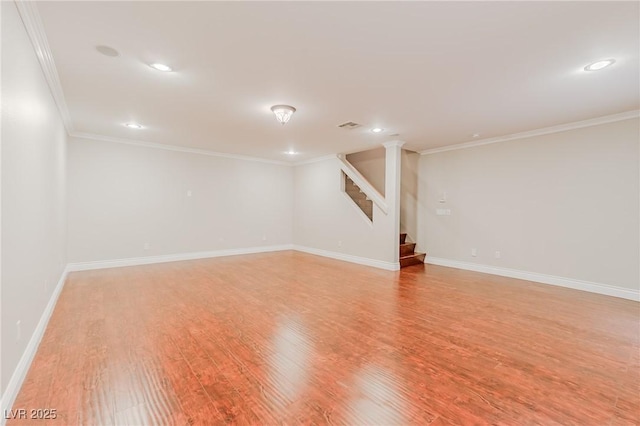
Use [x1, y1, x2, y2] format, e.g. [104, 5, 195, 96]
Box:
[293, 154, 399, 268]
[1, 1, 68, 397]
[418, 118, 640, 292]
[400, 150, 420, 244]
[66, 137, 293, 263]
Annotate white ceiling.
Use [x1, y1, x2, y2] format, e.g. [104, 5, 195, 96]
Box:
[37, 1, 639, 162]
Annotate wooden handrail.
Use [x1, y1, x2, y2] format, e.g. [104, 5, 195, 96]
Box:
[337, 155, 388, 215]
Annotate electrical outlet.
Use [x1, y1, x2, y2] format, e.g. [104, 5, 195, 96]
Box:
[16, 320, 21, 342]
[495, 251, 501, 259]
[144, 242, 150, 250]
[471, 248, 477, 257]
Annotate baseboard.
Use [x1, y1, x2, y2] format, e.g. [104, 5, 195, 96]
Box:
[426, 257, 639, 301]
[67, 244, 295, 271]
[0, 267, 69, 426]
[293, 245, 400, 271]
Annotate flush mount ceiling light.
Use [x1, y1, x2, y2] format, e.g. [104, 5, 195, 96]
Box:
[150, 63, 172, 72]
[124, 123, 143, 129]
[371, 128, 384, 133]
[584, 59, 615, 71]
[271, 105, 296, 125]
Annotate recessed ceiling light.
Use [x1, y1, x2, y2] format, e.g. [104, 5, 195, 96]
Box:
[150, 63, 172, 72]
[285, 150, 298, 155]
[124, 123, 143, 129]
[371, 128, 384, 133]
[472, 133, 480, 138]
[584, 59, 615, 72]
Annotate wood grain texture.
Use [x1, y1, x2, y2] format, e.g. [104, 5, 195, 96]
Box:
[9, 251, 640, 425]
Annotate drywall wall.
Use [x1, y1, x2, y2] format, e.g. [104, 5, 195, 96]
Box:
[1, 1, 68, 396]
[418, 117, 640, 291]
[66, 137, 294, 263]
[293, 154, 400, 268]
[346, 148, 421, 244]
[400, 150, 420, 245]
[346, 148, 386, 195]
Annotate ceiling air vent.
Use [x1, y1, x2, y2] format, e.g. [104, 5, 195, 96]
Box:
[337, 121, 361, 129]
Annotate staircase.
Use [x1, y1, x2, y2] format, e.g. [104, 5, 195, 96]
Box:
[344, 173, 373, 221]
[400, 233, 425, 268]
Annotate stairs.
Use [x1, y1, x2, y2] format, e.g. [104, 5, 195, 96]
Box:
[399, 233, 425, 268]
[344, 174, 373, 221]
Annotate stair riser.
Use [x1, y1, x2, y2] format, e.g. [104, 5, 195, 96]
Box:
[400, 255, 425, 268]
[400, 243, 416, 256]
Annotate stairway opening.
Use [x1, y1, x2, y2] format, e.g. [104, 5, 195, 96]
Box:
[400, 233, 425, 268]
[343, 172, 373, 221]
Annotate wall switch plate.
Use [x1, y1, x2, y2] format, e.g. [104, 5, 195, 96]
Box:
[187, 190, 192, 197]
[144, 242, 150, 250]
[262, 235, 267, 241]
[471, 248, 477, 257]
[338, 240, 342, 247]
[495, 251, 501, 258]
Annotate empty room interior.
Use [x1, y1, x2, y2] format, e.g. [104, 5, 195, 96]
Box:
[1, 0, 639, 425]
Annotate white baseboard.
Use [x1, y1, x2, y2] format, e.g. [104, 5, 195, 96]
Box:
[67, 244, 295, 271]
[293, 245, 400, 271]
[0, 267, 69, 426]
[426, 257, 639, 302]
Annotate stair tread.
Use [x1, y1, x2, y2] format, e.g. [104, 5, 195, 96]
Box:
[400, 253, 425, 260]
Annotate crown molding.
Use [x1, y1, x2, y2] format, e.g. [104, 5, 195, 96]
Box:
[70, 132, 295, 166]
[420, 109, 640, 156]
[293, 154, 339, 166]
[383, 140, 406, 148]
[14, 0, 74, 133]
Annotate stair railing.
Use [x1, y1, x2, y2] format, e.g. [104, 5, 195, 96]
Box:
[337, 154, 388, 215]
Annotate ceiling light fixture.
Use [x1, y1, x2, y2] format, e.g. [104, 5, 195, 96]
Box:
[285, 150, 298, 155]
[125, 123, 143, 129]
[150, 63, 172, 72]
[472, 133, 480, 138]
[371, 128, 384, 133]
[584, 59, 615, 71]
[271, 105, 296, 125]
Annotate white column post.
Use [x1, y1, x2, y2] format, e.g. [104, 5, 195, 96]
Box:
[383, 140, 405, 266]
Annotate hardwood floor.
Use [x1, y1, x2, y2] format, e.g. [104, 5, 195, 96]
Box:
[9, 251, 639, 425]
